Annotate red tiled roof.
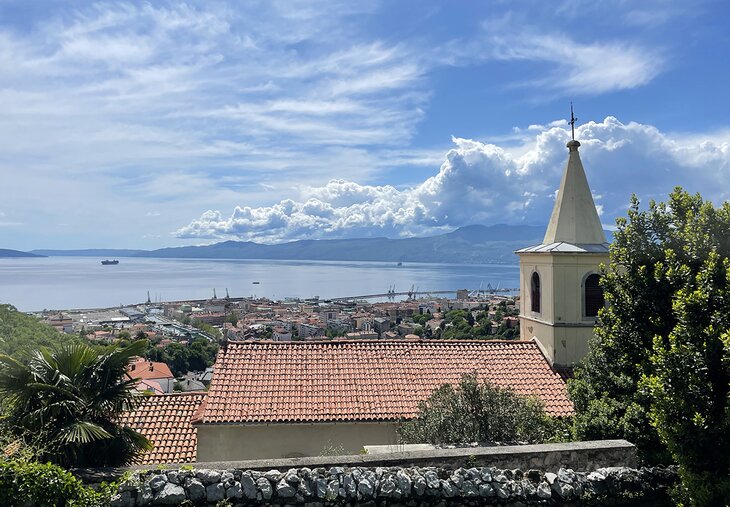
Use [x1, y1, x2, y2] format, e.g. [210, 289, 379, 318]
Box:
[196, 340, 572, 424]
[126, 359, 174, 381]
[120, 392, 205, 464]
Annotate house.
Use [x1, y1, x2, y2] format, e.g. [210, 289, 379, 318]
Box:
[45, 313, 73, 333]
[272, 327, 292, 341]
[192, 339, 572, 461]
[345, 330, 378, 340]
[119, 392, 205, 464]
[126, 358, 175, 393]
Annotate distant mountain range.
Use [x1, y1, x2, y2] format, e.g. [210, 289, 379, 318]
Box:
[133, 224, 546, 264]
[23, 224, 612, 265]
[0, 248, 45, 258]
[30, 248, 145, 257]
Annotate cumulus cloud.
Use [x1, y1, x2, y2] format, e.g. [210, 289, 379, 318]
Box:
[177, 117, 730, 242]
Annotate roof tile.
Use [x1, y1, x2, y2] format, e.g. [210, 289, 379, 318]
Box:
[197, 340, 572, 424]
[119, 392, 205, 465]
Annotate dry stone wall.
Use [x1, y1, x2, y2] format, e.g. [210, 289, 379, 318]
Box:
[110, 464, 678, 506]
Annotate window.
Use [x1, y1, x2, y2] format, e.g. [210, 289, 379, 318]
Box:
[530, 272, 541, 313]
[584, 273, 604, 317]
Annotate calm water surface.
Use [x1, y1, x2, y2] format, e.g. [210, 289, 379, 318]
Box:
[0, 257, 519, 311]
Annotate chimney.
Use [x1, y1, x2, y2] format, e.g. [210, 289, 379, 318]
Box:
[149, 364, 153, 372]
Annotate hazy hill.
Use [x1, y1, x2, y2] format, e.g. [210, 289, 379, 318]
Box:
[27, 224, 612, 264]
[30, 248, 144, 257]
[0, 249, 45, 258]
[135, 224, 547, 264]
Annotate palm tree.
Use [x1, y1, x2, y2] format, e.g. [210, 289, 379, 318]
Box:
[0, 340, 152, 467]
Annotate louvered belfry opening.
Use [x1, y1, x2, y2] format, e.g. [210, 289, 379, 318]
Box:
[530, 272, 541, 313]
[584, 273, 604, 317]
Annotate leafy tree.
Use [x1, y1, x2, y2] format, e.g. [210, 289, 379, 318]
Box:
[399, 373, 563, 445]
[569, 189, 730, 494]
[117, 330, 131, 341]
[134, 330, 147, 341]
[144, 337, 217, 376]
[226, 312, 239, 325]
[0, 340, 151, 467]
[643, 242, 730, 501]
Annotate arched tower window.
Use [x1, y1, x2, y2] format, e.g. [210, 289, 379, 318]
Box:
[584, 273, 604, 317]
[530, 272, 541, 313]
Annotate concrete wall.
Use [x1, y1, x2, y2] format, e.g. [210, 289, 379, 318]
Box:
[196, 421, 399, 462]
[518, 251, 608, 366]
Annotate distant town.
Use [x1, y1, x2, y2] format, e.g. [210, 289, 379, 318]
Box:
[37, 290, 520, 394]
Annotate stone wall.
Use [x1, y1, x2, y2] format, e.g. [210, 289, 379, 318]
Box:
[110, 464, 679, 506]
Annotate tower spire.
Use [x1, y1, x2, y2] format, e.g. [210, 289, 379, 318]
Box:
[542, 108, 606, 246]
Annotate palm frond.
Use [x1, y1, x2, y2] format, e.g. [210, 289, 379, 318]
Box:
[57, 420, 113, 445]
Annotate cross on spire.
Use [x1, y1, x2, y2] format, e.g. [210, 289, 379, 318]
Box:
[569, 102, 578, 141]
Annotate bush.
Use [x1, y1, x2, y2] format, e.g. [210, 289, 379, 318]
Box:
[0, 460, 108, 506]
[398, 373, 565, 444]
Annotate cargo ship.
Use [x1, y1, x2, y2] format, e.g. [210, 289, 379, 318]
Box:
[101, 259, 119, 265]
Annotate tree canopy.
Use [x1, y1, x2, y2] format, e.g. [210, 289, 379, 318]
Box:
[568, 188, 730, 505]
[144, 337, 218, 376]
[0, 340, 151, 467]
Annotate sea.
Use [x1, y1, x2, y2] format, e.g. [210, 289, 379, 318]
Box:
[0, 257, 520, 312]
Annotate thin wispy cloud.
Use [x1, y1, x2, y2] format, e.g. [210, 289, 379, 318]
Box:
[0, 0, 725, 249]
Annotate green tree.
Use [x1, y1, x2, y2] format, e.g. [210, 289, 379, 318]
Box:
[644, 252, 730, 503]
[569, 189, 730, 488]
[0, 340, 151, 467]
[226, 312, 239, 325]
[399, 373, 563, 445]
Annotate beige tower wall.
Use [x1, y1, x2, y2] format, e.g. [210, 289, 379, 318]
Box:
[518, 251, 608, 366]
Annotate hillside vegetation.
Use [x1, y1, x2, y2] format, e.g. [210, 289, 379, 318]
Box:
[0, 304, 76, 357]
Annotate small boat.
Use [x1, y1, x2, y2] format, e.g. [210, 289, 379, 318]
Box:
[397, 262, 403, 267]
[101, 259, 119, 265]
[252, 281, 260, 284]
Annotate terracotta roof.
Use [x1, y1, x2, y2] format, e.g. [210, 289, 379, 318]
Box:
[126, 359, 174, 381]
[196, 340, 572, 425]
[120, 392, 205, 464]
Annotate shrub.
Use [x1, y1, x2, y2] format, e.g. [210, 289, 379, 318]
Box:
[0, 460, 108, 506]
[398, 373, 564, 444]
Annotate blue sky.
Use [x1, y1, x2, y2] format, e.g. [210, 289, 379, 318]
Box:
[0, 0, 729, 249]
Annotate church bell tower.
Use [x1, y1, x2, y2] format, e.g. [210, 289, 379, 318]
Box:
[516, 112, 609, 366]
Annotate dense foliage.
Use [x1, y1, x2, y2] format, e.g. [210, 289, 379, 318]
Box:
[144, 336, 218, 376]
[433, 305, 519, 340]
[0, 340, 152, 467]
[0, 304, 77, 357]
[0, 459, 112, 506]
[399, 373, 564, 445]
[568, 189, 730, 505]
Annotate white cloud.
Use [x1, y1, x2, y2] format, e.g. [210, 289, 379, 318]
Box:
[484, 31, 663, 95]
[177, 117, 730, 242]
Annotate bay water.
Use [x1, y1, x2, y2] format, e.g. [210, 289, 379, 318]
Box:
[0, 257, 520, 311]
